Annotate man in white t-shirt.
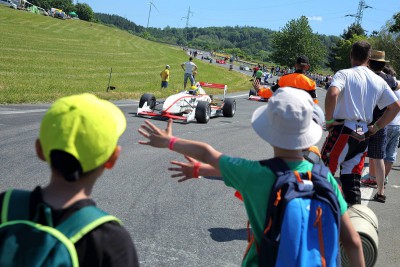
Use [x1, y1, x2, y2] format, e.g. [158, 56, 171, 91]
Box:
[321, 41, 400, 206]
[181, 57, 198, 90]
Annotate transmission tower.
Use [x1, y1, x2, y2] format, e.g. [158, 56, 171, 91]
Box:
[345, 0, 372, 26]
[182, 7, 194, 28]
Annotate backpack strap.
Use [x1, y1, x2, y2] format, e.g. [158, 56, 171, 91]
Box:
[56, 206, 121, 244]
[311, 163, 330, 178]
[1, 189, 31, 223]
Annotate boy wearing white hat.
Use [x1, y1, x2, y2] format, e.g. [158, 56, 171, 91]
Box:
[138, 88, 364, 266]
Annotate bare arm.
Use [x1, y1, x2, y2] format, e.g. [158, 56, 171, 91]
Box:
[370, 100, 400, 134]
[138, 119, 223, 170]
[169, 155, 222, 182]
[340, 212, 365, 267]
[181, 63, 185, 70]
[325, 86, 343, 129]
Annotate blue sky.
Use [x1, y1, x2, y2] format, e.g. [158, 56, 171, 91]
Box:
[80, 0, 399, 36]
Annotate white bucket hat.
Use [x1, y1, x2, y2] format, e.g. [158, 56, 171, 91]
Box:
[251, 87, 322, 150]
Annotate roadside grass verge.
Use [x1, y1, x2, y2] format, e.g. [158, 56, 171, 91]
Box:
[0, 7, 249, 104]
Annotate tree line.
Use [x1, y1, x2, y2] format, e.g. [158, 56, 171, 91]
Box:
[27, 1, 400, 74]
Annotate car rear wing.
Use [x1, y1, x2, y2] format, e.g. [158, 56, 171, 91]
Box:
[198, 82, 227, 99]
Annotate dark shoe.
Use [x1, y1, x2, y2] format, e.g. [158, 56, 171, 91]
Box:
[373, 193, 386, 203]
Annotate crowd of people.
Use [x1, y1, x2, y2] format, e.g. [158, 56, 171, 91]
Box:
[1, 40, 400, 266]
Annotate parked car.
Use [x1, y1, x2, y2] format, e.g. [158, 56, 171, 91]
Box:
[240, 65, 250, 71]
[0, 0, 17, 9]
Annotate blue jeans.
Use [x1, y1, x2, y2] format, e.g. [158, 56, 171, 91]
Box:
[184, 73, 194, 88]
[385, 125, 400, 162]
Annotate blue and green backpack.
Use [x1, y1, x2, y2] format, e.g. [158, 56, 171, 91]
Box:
[0, 189, 120, 267]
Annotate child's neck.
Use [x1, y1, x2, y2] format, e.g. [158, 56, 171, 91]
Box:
[41, 176, 94, 210]
[274, 147, 304, 161]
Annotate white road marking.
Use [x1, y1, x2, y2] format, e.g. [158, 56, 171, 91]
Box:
[0, 109, 47, 115]
[230, 93, 249, 98]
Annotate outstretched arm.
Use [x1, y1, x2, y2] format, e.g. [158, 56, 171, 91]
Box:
[138, 119, 223, 170]
[169, 155, 222, 182]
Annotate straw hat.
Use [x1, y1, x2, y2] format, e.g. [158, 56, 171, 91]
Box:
[370, 50, 389, 62]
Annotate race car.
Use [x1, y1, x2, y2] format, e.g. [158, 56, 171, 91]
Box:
[216, 59, 226, 64]
[248, 79, 273, 102]
[137, 82, 236, 123]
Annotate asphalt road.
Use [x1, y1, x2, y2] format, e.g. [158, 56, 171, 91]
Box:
[1, 85, 400, 266]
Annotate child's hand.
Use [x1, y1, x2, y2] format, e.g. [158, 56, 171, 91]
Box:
[138, 119, 173, 148]
[169, 156, 199, 182]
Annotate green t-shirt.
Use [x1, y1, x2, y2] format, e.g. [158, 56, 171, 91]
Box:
[255, 70, 263, 78]
[219, 155, 347, 267]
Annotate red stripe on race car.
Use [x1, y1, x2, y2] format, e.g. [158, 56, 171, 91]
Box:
[138, 111, 188, 121]
[199, 82, 226, 89]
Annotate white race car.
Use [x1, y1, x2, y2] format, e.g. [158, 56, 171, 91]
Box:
[137, 82, 236, 123]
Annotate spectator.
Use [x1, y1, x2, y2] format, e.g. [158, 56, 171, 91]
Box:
[383, 65, 400, 185]
[0, 94, 140, 266]
[181, 57, 197, 90]
[362, 55, 400, 203]
[321, 41, 400, 206]
[138, 88, 365, 267]
[271, 55, 318, 104]
[160, 65, 170, 89]
[255, 68, 263, 83]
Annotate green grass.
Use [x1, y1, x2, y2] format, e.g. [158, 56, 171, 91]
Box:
[0, 7, 250, 103]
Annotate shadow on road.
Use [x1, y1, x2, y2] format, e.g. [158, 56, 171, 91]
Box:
[208, 227, 247, 242]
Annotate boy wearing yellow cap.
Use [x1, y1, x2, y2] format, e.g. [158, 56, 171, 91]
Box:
[0, 94, 139, 266]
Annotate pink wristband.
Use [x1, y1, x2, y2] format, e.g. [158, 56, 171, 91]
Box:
[193, 162, 201, 178]
[168, 137, 178, 150]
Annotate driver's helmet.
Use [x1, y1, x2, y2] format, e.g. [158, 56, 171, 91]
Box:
[189, 85, 197, 95]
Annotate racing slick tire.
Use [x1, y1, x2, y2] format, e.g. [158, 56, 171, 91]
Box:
[139, 93, 156, 109]
[195, 101, 211, 123]
[222, 98, 236, 117]
[249, 88, 258, 97]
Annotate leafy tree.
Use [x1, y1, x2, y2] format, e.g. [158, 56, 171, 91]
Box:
[329, 35, 367, 72]
[52, 0, 74, 12]
[389, 12, 400, 33]
[75, 3, 94, 22]
[341, 23, 366, 40]
[270, 16, 327, 69]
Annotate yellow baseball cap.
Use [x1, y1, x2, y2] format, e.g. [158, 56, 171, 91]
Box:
[39, 93, 126, 173]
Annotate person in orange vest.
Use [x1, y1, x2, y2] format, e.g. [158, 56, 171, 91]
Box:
[271, 55, 318, 104]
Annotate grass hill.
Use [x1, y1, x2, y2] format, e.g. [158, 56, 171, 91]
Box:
[0, 6, 249, 104]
